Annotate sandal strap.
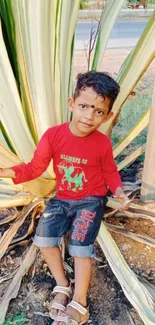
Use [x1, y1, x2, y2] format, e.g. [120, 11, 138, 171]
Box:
[53, 284, 72, 298]
[50, 301, 66, 312]
[55, 315, 78, 325]
[68, 300, 88, 315]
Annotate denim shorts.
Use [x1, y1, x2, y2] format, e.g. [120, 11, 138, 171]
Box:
[33, 195, 108, 258]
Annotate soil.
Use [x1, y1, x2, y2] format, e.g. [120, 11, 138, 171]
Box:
[1, 49, 155, 324]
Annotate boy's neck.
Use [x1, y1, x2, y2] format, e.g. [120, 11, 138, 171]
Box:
[68, 122, 95, 138]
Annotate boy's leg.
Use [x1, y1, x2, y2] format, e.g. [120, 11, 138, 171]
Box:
[73, 256, 91, 307]
[33, 197, 72, 318]
[53, 257, 91, 325]
[53, 196, 107, 324]
[41, 246, 68, 287]
[70, 196, 107, 309]
[41, 246, 69, 318]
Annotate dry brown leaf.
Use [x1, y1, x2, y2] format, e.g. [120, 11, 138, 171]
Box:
[11, 204, 42, 244]
[106, 223, 155, 248]
[6, 240, 29, 254]
[0, 210, 20, 225]
[0, 269, 17, 284]
[0, 244, 37, 323]
[144, 201, 155, 210]
[107, 198, 155, 222]
[0, 199, 43, 259]
[0, 143, 56, 197]
[0, 194, 35, 208]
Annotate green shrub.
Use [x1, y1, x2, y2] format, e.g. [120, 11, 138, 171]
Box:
[80, 0, 88, 9]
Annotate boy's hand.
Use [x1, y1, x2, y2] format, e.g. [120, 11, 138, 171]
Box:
[113, 187, 130, 211]
[0, 168, 5, 177]
[0, 167, 15, 179]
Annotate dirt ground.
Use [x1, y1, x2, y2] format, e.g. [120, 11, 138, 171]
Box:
[74, 48, 155, 81]
[1, 49, 155, 324]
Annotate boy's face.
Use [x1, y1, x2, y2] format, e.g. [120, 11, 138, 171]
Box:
[68, 87, 113, 137]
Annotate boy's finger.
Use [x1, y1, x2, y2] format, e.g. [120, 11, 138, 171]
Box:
[118, 205, 129, 211]
[117, 199, 132, 211]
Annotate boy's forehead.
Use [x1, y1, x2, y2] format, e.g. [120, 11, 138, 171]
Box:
[76, 88, 104, 104]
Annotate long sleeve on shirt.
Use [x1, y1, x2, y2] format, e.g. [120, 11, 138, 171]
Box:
[12, 129, 53, 184]
[101, 138, 122, 194]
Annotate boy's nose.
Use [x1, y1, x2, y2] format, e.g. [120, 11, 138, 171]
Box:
[85, 108, 94, 120]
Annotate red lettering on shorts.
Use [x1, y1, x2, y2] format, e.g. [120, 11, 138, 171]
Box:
[72, 209, 96, 243]
[75, 224, 88, 235]
[72, 232, 85, 242]
[81, 210, 96, 221]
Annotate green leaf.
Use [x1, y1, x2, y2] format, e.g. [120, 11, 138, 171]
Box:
[91, 0, 125, 70]
[0, 0, 20, 88]
[0, 21, 36, 162]
[113, 108, 150, 158]
[103, 9, 155, 135]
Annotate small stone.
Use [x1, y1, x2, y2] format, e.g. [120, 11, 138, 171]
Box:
[146, 269, 151, 275]
[148, 276, 155, 280]
[42, 262, 47, 270]
[26, 312, 33, 319]
[10, 250, 16, 255]
[122, 243, 131, 251]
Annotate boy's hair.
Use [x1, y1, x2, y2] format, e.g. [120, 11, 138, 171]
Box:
[73, 71, 120, 112]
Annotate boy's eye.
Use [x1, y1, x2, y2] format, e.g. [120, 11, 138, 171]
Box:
[96, 110, 104, 115]
[79, 104, 86, 110]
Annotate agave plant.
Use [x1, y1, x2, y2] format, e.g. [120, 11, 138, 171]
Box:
[140, 82, 155, 202]
[0, 0, 155, 323]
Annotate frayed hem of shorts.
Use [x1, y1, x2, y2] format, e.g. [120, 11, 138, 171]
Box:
[68, 244, 96, 258]
[33, 235, 62, 247]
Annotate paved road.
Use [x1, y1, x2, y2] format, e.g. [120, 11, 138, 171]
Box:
[75, 19, 148, 49]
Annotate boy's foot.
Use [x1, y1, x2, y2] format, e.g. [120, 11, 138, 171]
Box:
[48, 284, 72, 319]
[53, 300, 89, 324]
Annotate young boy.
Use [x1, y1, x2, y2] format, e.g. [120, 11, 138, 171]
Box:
[0, 71, 129, 325]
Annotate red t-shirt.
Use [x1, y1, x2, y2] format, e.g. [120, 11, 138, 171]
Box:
[12, 122, 122, 199]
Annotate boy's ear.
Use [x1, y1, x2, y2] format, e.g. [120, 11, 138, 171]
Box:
[68, 98, 74, 112]
[105, 111, 113, 122]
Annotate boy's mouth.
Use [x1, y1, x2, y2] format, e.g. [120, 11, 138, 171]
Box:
[80, 122, 93, 128]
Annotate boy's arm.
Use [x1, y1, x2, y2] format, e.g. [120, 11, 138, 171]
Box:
[0, 167, 16, 178]
[101, 139, 129, 210]
[0, 128, 54, 184]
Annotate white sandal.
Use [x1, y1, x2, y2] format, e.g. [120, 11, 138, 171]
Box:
[54, 300, 89, 325]
[49, 284, 72, 319]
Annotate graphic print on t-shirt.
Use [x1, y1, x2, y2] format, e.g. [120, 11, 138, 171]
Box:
[57, 154, 88, 192]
